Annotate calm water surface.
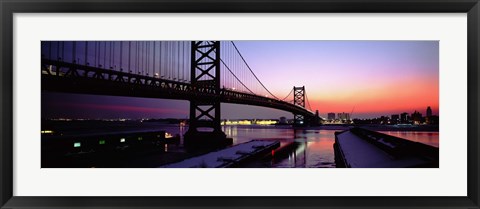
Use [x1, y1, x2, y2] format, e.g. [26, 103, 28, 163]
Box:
[47, 122, 439, 168]
[378, 131, 439, 148]
[164, 125, 439, 168]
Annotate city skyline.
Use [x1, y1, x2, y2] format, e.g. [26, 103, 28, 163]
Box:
[42, 41, 439, 119]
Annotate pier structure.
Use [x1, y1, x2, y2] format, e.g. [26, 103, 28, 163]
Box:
[162, 140, 280, 168]
[334, 127, 439, 168]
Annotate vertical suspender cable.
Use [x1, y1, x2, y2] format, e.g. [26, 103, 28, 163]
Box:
[103, 42, 106, 68]
[159, 42, 162, 77]
[108, 42, 111, 68]
[56, 42, 60, 60]
[169, 42, 172, 79]
[146, 41, 149, 75]
[167, 42, 170, 79]
[85, 41, 88, 65]
[153, 41, 156, 77]
[94, 42, 97, 67]
[141, 42, 144, 74]
[48, 42, 52, 60]
[136, 42, 139, 74]
[128, 41, 131, 72]
[112, 42, 116, 69]
[177, 42, 180, 80]
[179, 42, 182, 81]
[73, 41, 77, 63]
[120, 42, 123, 71]
[185, 42, 188, 82]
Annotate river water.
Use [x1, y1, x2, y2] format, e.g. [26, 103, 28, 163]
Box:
[44, 121, 439, 168]
[164, 124, 439, 168]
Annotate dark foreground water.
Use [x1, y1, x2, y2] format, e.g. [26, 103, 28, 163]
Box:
[42, 121, 439, 168]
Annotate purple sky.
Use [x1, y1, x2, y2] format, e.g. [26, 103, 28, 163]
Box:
[42, 41, 439, 120]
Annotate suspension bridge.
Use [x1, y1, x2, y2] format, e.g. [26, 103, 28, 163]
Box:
[41, 41, 320, 145]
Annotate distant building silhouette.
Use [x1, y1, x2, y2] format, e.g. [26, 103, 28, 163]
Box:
[426, 106, 432, 117]
[411, 110, 423, 125]
[425, 106, 437, 124]
[428, 115, 439, 125]
[391, 114, 399, 124]
[400, 112, 409, 124]
[337, 112, 350, 121]
[378, 116, 389, 124]
[327, 112, 336, 120]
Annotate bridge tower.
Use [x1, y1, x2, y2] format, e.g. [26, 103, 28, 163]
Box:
[293, 86, 306, 126]
[184, 41, 230, 148]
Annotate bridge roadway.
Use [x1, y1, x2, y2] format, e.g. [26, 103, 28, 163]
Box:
[41, 59, 315, 117]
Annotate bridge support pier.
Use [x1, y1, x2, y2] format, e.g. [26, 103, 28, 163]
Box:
[184, 41, 231, 149]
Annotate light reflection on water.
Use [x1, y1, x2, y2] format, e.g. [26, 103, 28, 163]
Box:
[379, 131, 439, 148]
[147, 124, 439, 168]
[223, 126, 338, 168]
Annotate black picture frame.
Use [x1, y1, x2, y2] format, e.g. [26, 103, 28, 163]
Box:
[1, 0, 479, 208]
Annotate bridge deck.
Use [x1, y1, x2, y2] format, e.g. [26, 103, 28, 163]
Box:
[41, 59, 314, 117]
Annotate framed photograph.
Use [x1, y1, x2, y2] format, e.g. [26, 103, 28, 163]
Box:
[1, 0, 479, 208]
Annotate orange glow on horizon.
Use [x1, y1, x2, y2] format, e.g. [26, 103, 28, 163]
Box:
[306, 75, 439, 117]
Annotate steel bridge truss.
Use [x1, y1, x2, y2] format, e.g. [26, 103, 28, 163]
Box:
[293, 86, 306, 126]
[41, 59, 313, 117]
[186, 41, 224, 139]
[41, 41, 316, 140]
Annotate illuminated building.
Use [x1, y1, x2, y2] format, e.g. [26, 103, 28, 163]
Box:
[411, 111, 423, 125]
[337, 112, 350, 121]
[400, 112, 409, 124]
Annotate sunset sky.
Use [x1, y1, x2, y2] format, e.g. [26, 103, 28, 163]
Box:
[42, 41, 439, 119]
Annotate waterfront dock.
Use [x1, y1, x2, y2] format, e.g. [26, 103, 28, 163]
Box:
[161, 140, 280, 168]
[334, 127, 439, 168]
[41, 130, 182, 167]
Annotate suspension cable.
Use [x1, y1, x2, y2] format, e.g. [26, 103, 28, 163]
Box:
[304, 90, 313, 111]
[219, 58, 255, 95]
[281, 88, 294, 102]
[230, 41, 280, 100]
